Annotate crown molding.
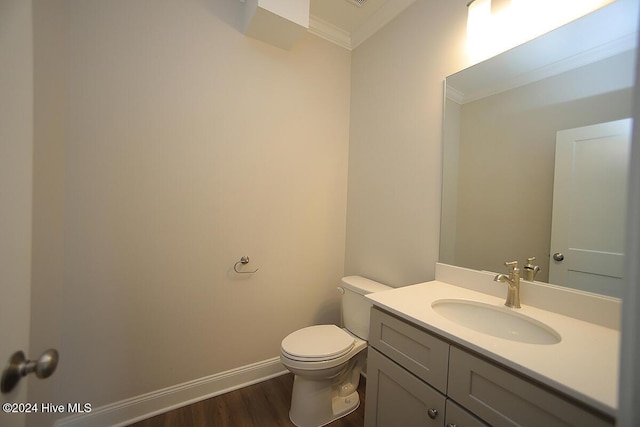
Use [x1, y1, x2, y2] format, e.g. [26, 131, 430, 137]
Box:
[309, 0, 417, 51]
[449, 32, 637, 104]
[238, 0, 417, 51]
[445, 85, 465, 104]
[350, 0, 416, 49]
[309, 15, 352, 50]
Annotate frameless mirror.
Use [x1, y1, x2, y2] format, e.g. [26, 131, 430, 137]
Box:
[440, 1, 638, 298]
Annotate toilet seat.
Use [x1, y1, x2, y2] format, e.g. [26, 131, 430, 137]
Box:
[281, 325, 355, 362]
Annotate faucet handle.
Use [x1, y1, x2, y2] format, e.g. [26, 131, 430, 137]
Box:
[503, 261, 519, 278]
[504, 261, 518, 271]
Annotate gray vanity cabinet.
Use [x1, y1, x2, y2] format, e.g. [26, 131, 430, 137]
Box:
[368, 304, 449, 392]
[365, 307, 613, 427]
[448, 347, 612, 427]
[366, 348, 446, 427]
[445, 399, 487, 427]
[365, 307, 485, 427]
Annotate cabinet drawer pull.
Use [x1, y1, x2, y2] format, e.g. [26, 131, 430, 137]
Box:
[446, 424, 458, 427]
[427, 408, 438, 419]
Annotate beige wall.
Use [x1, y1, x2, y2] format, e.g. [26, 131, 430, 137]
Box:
[345, 0, 469, 286]
[30, 0, 351, 410]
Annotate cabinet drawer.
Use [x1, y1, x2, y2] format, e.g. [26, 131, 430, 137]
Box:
[365, 348, 446, 427]
[448, 347, 613, 427]
[369, 307, 450, 393]
[445, 399, 488, 427]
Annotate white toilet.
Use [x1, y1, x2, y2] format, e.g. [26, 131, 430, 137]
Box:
[280, 276, 391, 427]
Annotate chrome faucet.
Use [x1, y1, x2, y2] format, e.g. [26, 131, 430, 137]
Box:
[494, 261, 521, 308]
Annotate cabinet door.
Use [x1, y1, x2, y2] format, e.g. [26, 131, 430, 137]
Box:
[365, 348, 446, 427]
[369, 307, 450, 393]
[448, 347, 613, 427]
[445, 399, 488, 427]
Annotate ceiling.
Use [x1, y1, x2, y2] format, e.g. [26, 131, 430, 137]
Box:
[308, 0, 416, 50]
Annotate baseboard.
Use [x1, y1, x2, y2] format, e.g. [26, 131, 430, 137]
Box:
[54, 357, 287, 427]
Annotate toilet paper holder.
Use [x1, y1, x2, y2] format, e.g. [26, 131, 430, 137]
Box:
[234, 256, 259, 274]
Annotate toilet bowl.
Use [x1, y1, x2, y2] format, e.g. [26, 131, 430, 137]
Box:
[280, 276, 391, 427]
[281, 325, 367, 427]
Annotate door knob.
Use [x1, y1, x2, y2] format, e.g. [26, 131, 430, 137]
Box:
[553, 252, 565, 261]
[1, 349, 59, 394]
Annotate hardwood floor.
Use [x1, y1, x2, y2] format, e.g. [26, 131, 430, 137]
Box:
[128, 373, 366, 427]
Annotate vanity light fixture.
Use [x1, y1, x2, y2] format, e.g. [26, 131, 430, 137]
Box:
[466, 0, 616, 62]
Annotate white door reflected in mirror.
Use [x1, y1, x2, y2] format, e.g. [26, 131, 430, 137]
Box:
[549, 118, 631, 297]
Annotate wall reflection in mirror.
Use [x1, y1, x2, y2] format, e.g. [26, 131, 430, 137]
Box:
[440, 1, 637, 298]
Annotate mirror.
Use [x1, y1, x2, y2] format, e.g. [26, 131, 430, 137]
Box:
[440, 1, 638, 298]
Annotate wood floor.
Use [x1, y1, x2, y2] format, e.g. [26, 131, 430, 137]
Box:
[128, 373, 366, 427]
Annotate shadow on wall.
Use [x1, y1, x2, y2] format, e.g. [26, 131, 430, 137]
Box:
[315, 297, 342, 326]
[201, 0, 246, 34]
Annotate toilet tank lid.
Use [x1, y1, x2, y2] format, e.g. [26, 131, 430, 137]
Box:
[341, 276, 392, 295]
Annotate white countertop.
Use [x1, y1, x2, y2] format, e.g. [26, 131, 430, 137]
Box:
[366, 280, 620, 417]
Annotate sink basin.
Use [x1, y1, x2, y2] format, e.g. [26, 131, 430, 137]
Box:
[431, 299, 561, 345]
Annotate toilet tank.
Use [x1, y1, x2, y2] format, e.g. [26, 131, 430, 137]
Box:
[340, 276, 392, 340]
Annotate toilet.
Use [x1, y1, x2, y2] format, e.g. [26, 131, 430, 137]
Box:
[280, 276, 392, 427]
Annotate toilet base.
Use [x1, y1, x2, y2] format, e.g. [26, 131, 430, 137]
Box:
[288, 374, 361, 427]
[331, 389, 360, 420]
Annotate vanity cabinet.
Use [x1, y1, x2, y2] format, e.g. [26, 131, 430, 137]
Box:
[366, 307, 486, 427]
[365, 307, 613, 427]
[368, 303, 449, 392]
[366, 348, 446, 427]
[448, 347, 611, 426]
